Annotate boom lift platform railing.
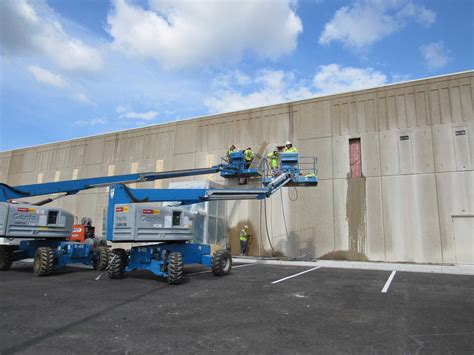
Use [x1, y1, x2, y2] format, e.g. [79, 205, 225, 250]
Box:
[0, 150, 318, 283]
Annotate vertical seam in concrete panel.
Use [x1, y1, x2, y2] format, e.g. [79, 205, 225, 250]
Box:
[429, 122, 445, 263]
[426, 83, 433, 126]
[106, 164, 114, 193]
[225, 114, 229, 149]
[450, 217, 457, 264]
[289, 103, 294, 142]
[407, 132, 415, 175]
[376, 128, 387, 261]
[448, 84, 455, 124]
[396, 129, 401, 175]
[331, 102, 336, 251]
[331, 150, 336, 252]
[154, 160, 163, 188]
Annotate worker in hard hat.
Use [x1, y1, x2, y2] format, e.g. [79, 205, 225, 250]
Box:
[240, 225, 250, 255]
[267, 149, 280, 176]
[227, 144, 237, 157]
[225, 144, 237, 163]
[284, 141, 298, 152]
[243, 147, 255, 168]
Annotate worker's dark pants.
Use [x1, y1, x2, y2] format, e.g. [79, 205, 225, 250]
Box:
[240, 239, 248, 255]
[245, 161, 251, 169]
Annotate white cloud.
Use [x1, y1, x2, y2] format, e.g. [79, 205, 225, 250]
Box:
[205, 64, 388, 113]
[73, 93, 94, 105]
[116, 105, 127, 114]
[116, 106, 158, 121]
[0, 0, 103, 71]
[122, 111, 158, 121]
[25, 66, 96, 105]
[313, 64, 387, 95]
[26, 65, 67, 87]
[419, 41, 452, 70]
[319, 0, 436, 50]
[107, 0, 302, 69]
[74, 117, 107, 126]
[205, 69, 313, 113]
[212, 70, 252, 89]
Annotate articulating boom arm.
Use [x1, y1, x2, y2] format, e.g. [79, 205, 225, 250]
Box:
[0, 166, 228, 202]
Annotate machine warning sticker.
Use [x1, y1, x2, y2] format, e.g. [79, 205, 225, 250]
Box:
[143, 209, 160, 215]
[115, 206, 129, 213]
[17, 207, 36, 213]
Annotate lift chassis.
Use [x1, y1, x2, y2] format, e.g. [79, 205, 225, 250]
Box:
[0, 202, 109, 275]
[0, 239, 109, 276]
[108, 243, 231, 284]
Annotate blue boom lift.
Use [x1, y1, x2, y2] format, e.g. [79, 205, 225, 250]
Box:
[0, 151, 317, 283]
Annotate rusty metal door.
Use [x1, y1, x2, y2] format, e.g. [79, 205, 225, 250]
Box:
[349, 138, 362, 178]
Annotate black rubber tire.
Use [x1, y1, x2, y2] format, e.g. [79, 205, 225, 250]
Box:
[0, 246, 14, 271]
[92, 246, 109, 271]
[97, 238, 108, 247]
[108, 249, 126, 279]
[167, 252, 183, 285]
[212, 250, 232, 276]
[33, 247, 54, 277]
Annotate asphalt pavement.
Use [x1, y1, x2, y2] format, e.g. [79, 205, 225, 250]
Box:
[0, 261, 473, 354]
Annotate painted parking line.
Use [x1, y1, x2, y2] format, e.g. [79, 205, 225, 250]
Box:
[381, 270, 397, 293]
[187, 263, 255, 276]
[271, 266, 322, 284]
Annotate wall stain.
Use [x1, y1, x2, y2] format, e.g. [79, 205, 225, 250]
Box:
[346, 175, 367, 255]
[319, 250, 368, 261]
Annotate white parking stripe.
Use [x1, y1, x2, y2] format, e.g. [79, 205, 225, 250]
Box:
[187, 263, 254, 276]
[381, 270, 397, 293]
[271, 266, 322, 284]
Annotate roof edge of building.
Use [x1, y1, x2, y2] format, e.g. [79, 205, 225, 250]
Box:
[2, 69, 473, 154]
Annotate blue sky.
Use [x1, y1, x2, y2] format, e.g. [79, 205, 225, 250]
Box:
[0, 0, 472, 151]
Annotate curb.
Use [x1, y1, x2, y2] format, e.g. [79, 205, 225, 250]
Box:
[232, 258, 474, 275]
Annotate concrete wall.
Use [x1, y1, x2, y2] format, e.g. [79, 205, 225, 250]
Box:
[1, 71, 473, 264]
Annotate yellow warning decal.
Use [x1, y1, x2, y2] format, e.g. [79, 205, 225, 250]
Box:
[143, 209, 160, 215]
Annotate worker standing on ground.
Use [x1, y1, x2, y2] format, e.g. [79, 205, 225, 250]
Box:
[244, 147, 255, 168]
[267, 149, 280, 176]
[284, 141, 298, 152]
[240, 225, 250, 255]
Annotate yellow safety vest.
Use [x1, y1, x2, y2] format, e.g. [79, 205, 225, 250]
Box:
[244, 149, 254, 162]
[267, 152, 279, 168]
[240, 229, 248, 241]
[284, 147, 298, 153]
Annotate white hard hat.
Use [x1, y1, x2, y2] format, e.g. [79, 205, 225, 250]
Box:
[286, 141, 292, 145]
[244, 225, 248, 229]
